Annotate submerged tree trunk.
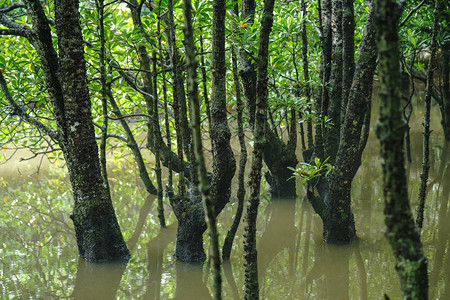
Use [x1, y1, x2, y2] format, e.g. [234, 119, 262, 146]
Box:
[223, 42, 247, 261]
[20, 0, 129, 261]
[184, 0, 224, 296]
[309, 0, 377, 245]
[171, 196, 207, 263]
[243, 0, 276, 298]
[417, 0, 441, 230]
[375, 0, 428, 298]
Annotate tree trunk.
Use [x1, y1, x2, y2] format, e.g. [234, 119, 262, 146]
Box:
[341, 0, 355, 110]
[237, 0, 297, 199]
[23, 0, 129, 261]
[223, 42, 247, 261]
[244, 0, 276, 298]
[210, 0, 236, 217]
[184, 0, 224, 296]
[171, 196, 207, 263]
[442, 39, 450, 141]
[375, 0, 428, 298]
[310, 0, 377, 245]
[300, 0, 314, 149]
[417, 0, 441, 230]
[325, 0, 343, 163]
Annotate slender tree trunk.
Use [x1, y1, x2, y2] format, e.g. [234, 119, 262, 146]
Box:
[325, 0, 343, 163]
[184, 0, 225, 297]
[210, 0, 236, 218]
[152, 51, 166, 228]
[442, 39, 450, 141]
[375, 0, 428, 298]
[237, 0, 297, 198]
[223, 42, 246, 261]
[157, 3, 174, 194]
[239, 0, 257, 128]
[300, 0, 314, 149]
[244, 0, 276, 298]
[97, 0, 109, 190]
[341, 0, 355, 110]
[107, 88, 158, 196]
[200, 32, 212, 134]
[166, 0, 186, 196]
[319, 0, 332, 160]
[417, 0, 441, 230]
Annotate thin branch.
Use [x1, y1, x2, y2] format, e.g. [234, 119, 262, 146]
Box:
[0, 71, 58, 140]
[0, 4, 26, 14]
[19, 148, 62, 161]
[399, 0, 427, 27]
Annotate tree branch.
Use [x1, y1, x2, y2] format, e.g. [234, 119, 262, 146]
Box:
[0, 12, 33, 38]
[0, 3, 26, 14]
[399, 0, 427, 28]
[0, 71, 58, 141]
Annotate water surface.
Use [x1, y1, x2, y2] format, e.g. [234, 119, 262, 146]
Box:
[1, 94, 449, 299]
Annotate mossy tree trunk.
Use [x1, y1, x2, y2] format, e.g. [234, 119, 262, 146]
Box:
[210, 0, 236, 219]
[54, 0, 130, 261]
[238, 0, 298, 199]
[442, 38, 450, 141]
[309, 0, 377, 245]
[184, 0, 229, 296]
[417, 0, 441, 230]
[324, 0, 343, 163]
[223, 41, 247, 261]
[375, 0, 429, 298]
[17, 0, 130, 261]
[442, 39, 450, 141]
[243, 0, 276, 298]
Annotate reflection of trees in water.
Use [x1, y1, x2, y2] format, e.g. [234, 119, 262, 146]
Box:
[223, 261, 241, 300]
[72, 259, 127, 299]
[258, 198, 297, 282]
[127, 195, 156, 253]
[144, 222, 177, 300]
[429, 143, 450, 299]
[173, 262, 211, 300]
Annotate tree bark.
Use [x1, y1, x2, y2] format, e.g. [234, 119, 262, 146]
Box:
[375, 0, 428, 298]
[22, 0, 130, 261]
[243, 0, 276, 298]
[325, 0, 343, 163]
[223, 43, 246, 261]
[210, 0, 236, 217]
[237, 0, 297, 198]
[309, 0, 377, 245]
[184, 0, 224, 296]
[442, 38, 450, 141]
[417, 0, 441, 230]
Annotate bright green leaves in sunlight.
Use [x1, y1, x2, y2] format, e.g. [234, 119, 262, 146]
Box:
[288, 156, 334, 187]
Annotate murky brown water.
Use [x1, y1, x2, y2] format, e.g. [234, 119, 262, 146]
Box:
[1, 92, 449, 299]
